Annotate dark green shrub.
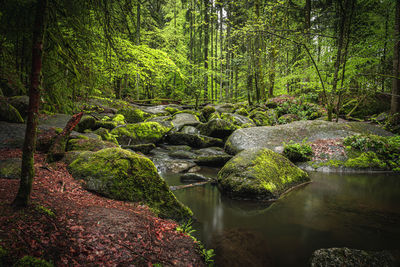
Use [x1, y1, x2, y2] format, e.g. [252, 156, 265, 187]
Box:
[283, 140, 313, 162]
[14, 256, 53, 267]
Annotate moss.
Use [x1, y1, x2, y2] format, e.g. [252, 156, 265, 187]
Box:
[68, 148, 193, 221]
[76, 115, 96, 132]
[93, 128, 119, 145]
[111, 121, 171, 145]
[250, 111, 270, 126]
[217, 148, 309, 200]
[165, 132, 224, 148]
[283, 140, 313, 162]
[0, 100, 24, 123]
[118, 108, 151, 123]
[94, 120, 118, 130]
[208, 112, 221, 121]
[101, 115, 111, 121]
[201, 105, 216, 121]
[0, 158, 21, 179]
[344, 151, 388, 169]
[112, 114, 125, 123]
[164, 106, 179, 115]
[35, 205, 55, 218]
[235, 107, 249, 117]
[197, 119, 238, 138]
[66, 137, 118, 152]
[14, 256, 53, 267]
[174, 110, 201, 118]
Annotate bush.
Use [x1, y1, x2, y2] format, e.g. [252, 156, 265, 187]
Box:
[283, 140, 313, 162]
[14, 256, 53, 267]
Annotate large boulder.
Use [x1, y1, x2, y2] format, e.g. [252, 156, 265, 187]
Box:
[225, 120, 393, 155]
[0, 99, 24, 123]
[194, 147, 232, 167]
[196, 118, 237, 138]
[170, 112, 200, 130]
[309, 247, 397, 267]
[67, 148, 193, 221]
[118, 108, 152, 123]
[111, 121, 171, 146]
[164, 132, 224, 148]
[8, 95, 29, 118]
[217, 148, 309, 200]
[66, 136, 118, 152]
[220, 113, 255, 127]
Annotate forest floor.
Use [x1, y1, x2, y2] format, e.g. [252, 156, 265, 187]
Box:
[0, 148, 205, 266]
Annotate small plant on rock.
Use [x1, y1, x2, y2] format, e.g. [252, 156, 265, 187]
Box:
[283, 140, 313, 162]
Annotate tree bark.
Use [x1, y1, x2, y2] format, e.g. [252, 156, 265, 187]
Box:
[203, 0, 210, 101]
[391, 0, 400, 114]
[13, 0, 48, 207]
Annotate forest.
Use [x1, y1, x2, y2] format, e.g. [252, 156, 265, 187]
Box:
[0, 0, 400, 266]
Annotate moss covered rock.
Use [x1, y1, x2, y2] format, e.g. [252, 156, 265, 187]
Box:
[170, 112, 200, 130]
[217, 148, 309, 200]
[220, 113, 255, 127]
[94, 120, 118, 130]
[164, 106, 179, 115]
[201, 105, 216, 121]
[164, 132, 224, 148]
[67, 148, 192, 221]
[94, 128, 119, 145]
[75, 115, 96, 132]
[8, 95, 29, 118]
[0, 99, 24, 123]
[250, 111, 270, 126]
[66, 137, 118, 152]
[118, 108, 151, 123]
[196, 118, 238, 138]
[111, 121, 171, 146]
[112, 114, 125, 123]
[235, 107, 249, 117]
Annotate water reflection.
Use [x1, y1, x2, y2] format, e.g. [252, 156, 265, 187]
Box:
[166, 171, 400, 266]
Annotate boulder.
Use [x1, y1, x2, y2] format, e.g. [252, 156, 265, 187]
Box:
[122, 143, 156, 154]
[0, 99, 24, 123]
[145, 115, 174, 128]
[180, 173, 209, 183]
[278, 114, 299, 124]
[309, 247, 397, 267]
[194, 147, 232, 167]
[66, 136, 118, 152]
[217, 148, 309, 200]
[111, 121, 171, 146]
[8, 95, 29, 118]
[225, 120, 393, 155]
[215, 103, 235, 113]
[38, 114, 72, 128]
[220, 113, 255, 127]
[249, 111, 270, 126]
[118, 108, 152, 123]
[169, 150, 197, 159]
[171, 112, 200, 130]
[75, 115, 96, 132]
[196, 118, 238, 138]
[93, 128, 119, 145]
[180, 125, 200, 135]
[201, 105, 216, 121]
[164, 132, 224, 148]
[67, 148, 193, 221]
[94, 120, 118, 130]
[0, 158, 22, 179]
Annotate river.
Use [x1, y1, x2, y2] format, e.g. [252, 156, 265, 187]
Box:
[163, 170, 400, 266]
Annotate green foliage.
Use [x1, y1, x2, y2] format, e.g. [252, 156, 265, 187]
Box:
[175, 220, 215, 266]
[344, 151, 387, 169]
[275, 100, 321, 121]
[0, 245, 7, 264]
[283, 140, 313, 162]
[343, 134, 400, 170]
[35, 205, 55, 218]
[14, 256, 53, 267]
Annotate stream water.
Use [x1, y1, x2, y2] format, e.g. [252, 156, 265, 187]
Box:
[163, 170, 400, 267]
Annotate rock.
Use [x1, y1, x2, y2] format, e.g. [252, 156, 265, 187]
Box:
[309, 247, 397, 267]
[141, 105, 170, 115]
[249, 111, 270, 126]
[201, 105, 216, 121]
[164, 106, 180, 115]
[94, 120, 118, 130]
[220, 113, 255, 127]
[66, 136, 118, 152]
[8, 95, 29, 117]
[180, 173, 209, 183]
[112, 114, 125, 123]
[163, 145, 192, 152]
[180, 125, 200, 135]
[111, 121, 171, 146]
[118, 108, 152, 123]
[187, 166, 202, 173]
[0, 99, 24, 123]
[217, 148, 309, 200]
[194, 147, 232, 167]
[164, 132, 224, 148]
[93, 128, 119, 145]
[215, 103, 235, 113]
[0, 121, 26, 149]
[196, 118, 237, 138]
[36, 127, 61, 152]
[0, 158, 22, 179]
[169, 150, 197, 159]
[145, 116, 174, 128]
[38, 114, 72, 128]
[122, 143, 156, 154]
[195, 155, 232, 167]
[68, 148, 192, 221]
[225, 120, 393, 155]
[75, 115, 96, 132]
[171, 112, 200, 130]
[235, 107, 249, 116]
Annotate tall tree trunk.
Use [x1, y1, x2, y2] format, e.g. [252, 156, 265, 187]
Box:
[219, 3, 223, 100]
[13, 0, 48, 207]
[136, 1, 141, 100]
[204, 0, 209, 101]
[381, 6, 389, 92]
[391, 0, 400, 114]
[210, 2, 214, 103]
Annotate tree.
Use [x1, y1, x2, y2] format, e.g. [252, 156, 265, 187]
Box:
[13, 0, 48, 207]
[391, 0, 400, 114]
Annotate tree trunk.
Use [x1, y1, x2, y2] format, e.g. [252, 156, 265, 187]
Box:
[391, 0, 400, 114]
[13, 0, 48, 207]
[203, 0, 209, 101]
[219, 3, 223, 100]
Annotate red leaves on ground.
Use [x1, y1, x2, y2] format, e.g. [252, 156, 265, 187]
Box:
[0, 148, 205, 266]
[310, 138, 346, 162]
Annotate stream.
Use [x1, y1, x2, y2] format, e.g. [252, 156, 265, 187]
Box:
[162, 170, 400, 266]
